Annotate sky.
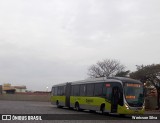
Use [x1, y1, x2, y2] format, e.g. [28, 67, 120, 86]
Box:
[0, 0, 160, 91]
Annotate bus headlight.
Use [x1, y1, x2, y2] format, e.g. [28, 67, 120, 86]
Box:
[125, 103, 129, 109]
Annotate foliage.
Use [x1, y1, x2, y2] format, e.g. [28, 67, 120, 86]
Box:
[88, 59, 125, 78]
[130, 64, 160, 109]
[115, 70, 130, 77]
[130, 64, 160, 88]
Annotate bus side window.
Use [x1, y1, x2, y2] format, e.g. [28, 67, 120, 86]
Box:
[80, 85, 86, 96]
[106, 87, 112, 101]
[73, 85, 80, 96]
[71, 85, 74, 96]
[63, 86, 66, 96]
[94, 83, 102, 96]
[57, 86, 61, 96]
[86, 84, 94, 96]
[51, 87, 54, 96]
[54, 87, 57, 96]
[60, 86, 64, 96]
[102, 83, 112, 101]
[59, 87, 62, 96]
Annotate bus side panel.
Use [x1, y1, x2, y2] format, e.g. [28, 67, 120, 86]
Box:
[51, 96, 66, 106]
[70, 96, 75, 108]
[50, 95, 55, 105]
[70, 96, 111, 112]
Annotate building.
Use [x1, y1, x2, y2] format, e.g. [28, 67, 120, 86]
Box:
[14, 86, 26, 93]
[2, 84, 27, 94]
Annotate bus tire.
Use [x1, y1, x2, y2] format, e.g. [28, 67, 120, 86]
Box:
[69, 107, 74, 110]
[89, 110, 96, 113]
[120, 114, 125, 117]
[75, 102, 80, 111]
[100, 104, 105, 114]
[56, 101, 60, 108]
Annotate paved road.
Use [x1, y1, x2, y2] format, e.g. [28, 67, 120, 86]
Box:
[0, 100, 159, 123]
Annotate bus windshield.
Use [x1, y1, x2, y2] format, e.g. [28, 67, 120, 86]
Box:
[124, 83, 144, 107]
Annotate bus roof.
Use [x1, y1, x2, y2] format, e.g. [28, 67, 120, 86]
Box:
[52, 77, 142, 87]
[107, 77, 142, 84]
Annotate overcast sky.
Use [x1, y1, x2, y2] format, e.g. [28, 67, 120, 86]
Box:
[0, 0, 160, 91]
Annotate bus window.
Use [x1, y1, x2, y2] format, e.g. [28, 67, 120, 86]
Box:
[106, 87, 112, 101]
[71, 86, 74, 96]
[80, 85, 86, 96]
[124, 83, 144, 107]
[94, 83, 102, 96]
[54, 87, 57, 96]
[51, 87, 54, 95]
[102, 83, 112, 101]
[60, 86, 64, 96]
[73, 85, 80, 96]
[57, 87, 61, 96]
[86, 84, 94, 96]
[63, 86, 66, 95]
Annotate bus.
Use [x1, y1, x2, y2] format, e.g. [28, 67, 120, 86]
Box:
[51, 77, 145, 114]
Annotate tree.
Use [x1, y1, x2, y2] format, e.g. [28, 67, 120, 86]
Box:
[130, 64, 160, 109]
[88, 59, 125, 78]
[115, 70, 130, 77]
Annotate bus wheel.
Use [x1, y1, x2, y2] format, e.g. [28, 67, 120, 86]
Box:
[75, 103, 80, 111]
[120, 114, 125, 117]
[56, 101, 60, 108]
[89, 110, 96, 113]
[69, 107, 74, 110]
[100, 104, 105, 114]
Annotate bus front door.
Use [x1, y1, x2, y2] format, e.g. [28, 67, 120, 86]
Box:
[111, 86, 120, 113]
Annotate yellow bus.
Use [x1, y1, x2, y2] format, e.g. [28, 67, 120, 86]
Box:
[51, 77, 145, 114]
